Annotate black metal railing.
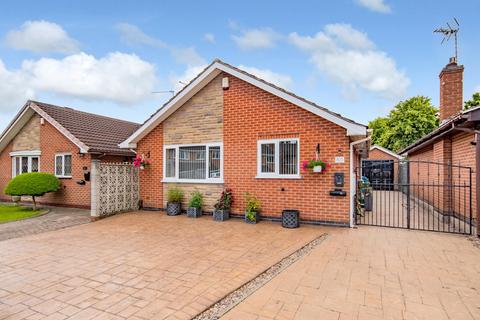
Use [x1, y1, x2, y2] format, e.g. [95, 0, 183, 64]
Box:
[356, 160, 472, 235]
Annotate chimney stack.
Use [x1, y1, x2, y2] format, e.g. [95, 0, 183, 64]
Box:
[439, 57, 464, 122]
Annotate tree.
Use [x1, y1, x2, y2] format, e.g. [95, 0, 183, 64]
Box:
[464, 92, 480, 110]
[369, 96, 438, 153]
[4, 173, 61, 210]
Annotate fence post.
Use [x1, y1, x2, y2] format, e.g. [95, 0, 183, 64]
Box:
[90, 160, 101, 220]
[406, 160, 411, 229]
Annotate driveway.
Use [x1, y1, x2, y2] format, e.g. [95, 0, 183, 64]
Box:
[0, 205, 90, 241]
[223, 227, 480, 320]
[0, 212, 323, 320]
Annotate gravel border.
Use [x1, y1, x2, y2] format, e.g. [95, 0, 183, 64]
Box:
[193, 233, 329, 320]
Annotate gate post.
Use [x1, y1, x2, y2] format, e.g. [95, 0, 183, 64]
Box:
[90, 160, 101, 220]
[406, 160, 411, 229]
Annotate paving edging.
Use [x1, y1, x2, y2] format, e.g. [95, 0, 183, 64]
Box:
[193, 233, 329, 320]
[0, 208, 50, 224]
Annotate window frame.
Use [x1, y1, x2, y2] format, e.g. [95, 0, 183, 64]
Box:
[54, 153, 73, 178]
[10, 150, 41, 177]
[257, 138, 301, 179]
[163, 142, 223, 184]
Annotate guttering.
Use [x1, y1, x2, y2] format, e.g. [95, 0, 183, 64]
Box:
[349, 136, 371, 228]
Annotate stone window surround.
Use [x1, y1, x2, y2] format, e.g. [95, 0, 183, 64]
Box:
[10, 150, 41, 177]
[162, 142, 224, 184]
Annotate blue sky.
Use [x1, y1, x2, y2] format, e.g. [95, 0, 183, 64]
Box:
[0, 0, 479, 132]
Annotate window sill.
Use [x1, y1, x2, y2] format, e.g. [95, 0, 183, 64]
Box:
[255, 175, 302, 180]
[56, 176, 72, 179]
[162, 179, 224, 184]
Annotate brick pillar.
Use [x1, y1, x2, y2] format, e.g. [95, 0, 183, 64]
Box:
[433, 138, 453, 216]
[90, 159, 100, 220]
[439, 58, 464, 122]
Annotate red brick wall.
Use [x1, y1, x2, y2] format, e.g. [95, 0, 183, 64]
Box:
[223, 74, 351, 224]
[0, 141, 14, 202]
[409, 133, 476, 222]
[136, 124, 164, 209]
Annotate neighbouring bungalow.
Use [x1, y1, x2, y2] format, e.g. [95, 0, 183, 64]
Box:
[120, 59, 370, 226]
[0, 100, 140, 208]
[400, 58, 480, 232]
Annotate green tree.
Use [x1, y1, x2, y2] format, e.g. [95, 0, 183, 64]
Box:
[369, 96, 438, 153]
[4, 172, 61, 210]
[464, 92, 480, 110]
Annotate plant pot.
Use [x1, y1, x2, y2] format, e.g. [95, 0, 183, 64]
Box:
[313, 165, 322, 173]
[187, 207, 202, 218]
[245, 211, 259, 224]
[166, 202, 182, 216]
[213, 209, 230, 221]
[282, 210, 300, 228]
[11, 196, 21, 204]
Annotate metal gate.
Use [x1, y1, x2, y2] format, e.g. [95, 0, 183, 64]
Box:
[356, 160, 473, 235]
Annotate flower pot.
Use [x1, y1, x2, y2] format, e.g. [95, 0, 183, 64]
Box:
[213, 209, 230, 221]
[166, 202, 182, 216]
[11, 196, 21, 204]
[187, 207, 202, 218]
[282, 210, 299, 228]
[245, 211, 259, 224]
[313, 165, 323, 173]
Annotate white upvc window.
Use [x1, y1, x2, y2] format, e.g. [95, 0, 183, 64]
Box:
[257, 138, 300, 179]
[55, 153, 72, 178]
[163, 143, 223, 183]
[10, 150, 41, 177]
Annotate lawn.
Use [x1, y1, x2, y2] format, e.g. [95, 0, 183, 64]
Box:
[0, 205, 41, 223]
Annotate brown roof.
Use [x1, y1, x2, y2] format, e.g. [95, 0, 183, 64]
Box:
[31, 101, 140, 156]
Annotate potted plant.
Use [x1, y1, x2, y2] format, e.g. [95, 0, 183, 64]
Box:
[166, 187, 183, 216]
[187, 191, 203, 218]
[133, 154, 151, 170]
[302, 159, 330, 173]
[213, 189, 233, 221]
[244, 192, 261, 224]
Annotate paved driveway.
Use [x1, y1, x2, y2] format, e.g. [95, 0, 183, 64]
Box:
[0, 212, 323, 320]
[223, 227, 480, 320]
[0, 206, 90, 241]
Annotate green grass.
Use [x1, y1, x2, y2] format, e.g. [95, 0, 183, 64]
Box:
[0, 205, 42, 223]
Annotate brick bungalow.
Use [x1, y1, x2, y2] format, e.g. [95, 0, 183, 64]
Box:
[400, 58, 480, 233]
[120, 60, 370, 226]
[0, 100, 139, 208]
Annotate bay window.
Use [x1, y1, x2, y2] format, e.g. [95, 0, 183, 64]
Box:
[164, 143, 223, 183]
[257, 138, 300, 178]
[10, 151, 41, 177]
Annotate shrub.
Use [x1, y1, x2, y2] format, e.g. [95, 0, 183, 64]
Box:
[188, 191, 203, 209]
[245, 192, 261, 213]
[167, 187, 183, 203]
[214, 188, 233, 210]
[4, 173, 61, 210]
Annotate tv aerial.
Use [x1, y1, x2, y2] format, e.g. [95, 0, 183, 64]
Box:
[434, 18, 460, 61]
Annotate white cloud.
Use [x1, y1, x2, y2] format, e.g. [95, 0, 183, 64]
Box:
[232, 28, 280, 50]
[288, 24, 409, 100]
[237, 65, 292, 88]
[475, 85, 480, 93]
[5, 20, 79, 54]
[0, 60, 35, 112]
[355, 0, 391, 13]
[0, 52, 157, 113]
[204, 33, 215, 43]
[117, 23, 205, 66]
